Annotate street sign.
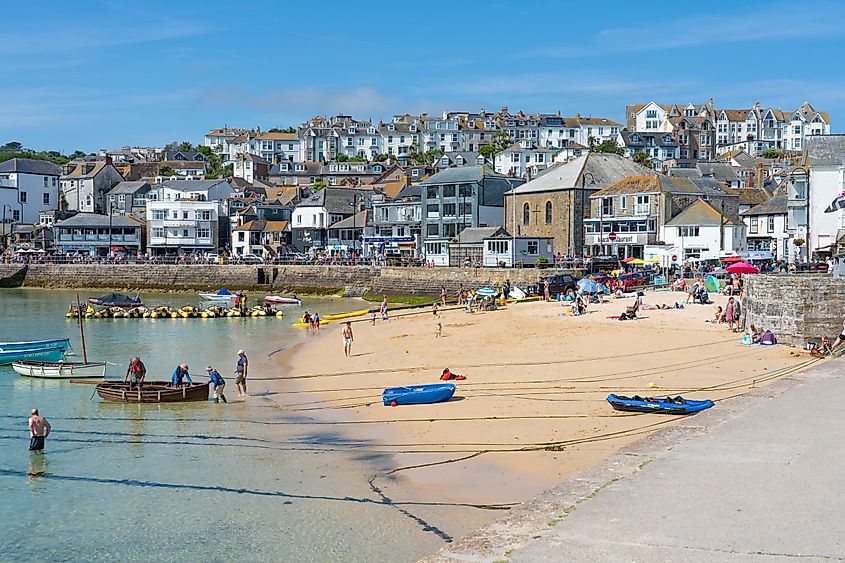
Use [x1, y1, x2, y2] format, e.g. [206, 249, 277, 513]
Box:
[671, 254, 678, 262]
[608, 232, 617, 241]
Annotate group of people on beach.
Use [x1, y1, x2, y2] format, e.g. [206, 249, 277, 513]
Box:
[123, 350, 249, 402]
[302, 311, 322, 333]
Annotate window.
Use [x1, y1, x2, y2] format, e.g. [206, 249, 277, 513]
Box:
[152, 227, 164, 238]
[442, 204, 456, 216]
[442, 185, 456, 198]
[43, 177, 48, 187]
[526, 240, 539, 254]
[426, 224, 440, 237]
[487, 240, 508, 254]
[43, 193, 50, 204]
[426, 204, 439, 215]
[427, 186, 439, 199]
[182, 211, 189, 219]
[601, 197, 613, 216]
[679, 226, 700, 237]
[620, 196, 627, 210]
[523, 203, 530, 225]
[634, 195, 650, 215]
[199, 210, 212, 221]
[12, 210, 20, 221]
[19, 192, 27, 203]
[749, 218, 758, 234]
[460, 202, 471, 216]
[197, 228, 211, 239]
[545, 201, 552, 224]
[152, 210, 166, 220]
[182, 229, 189, 237]
[768, 216, 775, 233]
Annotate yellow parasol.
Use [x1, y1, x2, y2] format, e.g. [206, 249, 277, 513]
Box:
[628, 258, 645, 265]
[646, 256, 661, 263]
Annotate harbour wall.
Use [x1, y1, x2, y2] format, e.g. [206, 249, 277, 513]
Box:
[0, 264, 551, 296]
[742, 274, 844, 346]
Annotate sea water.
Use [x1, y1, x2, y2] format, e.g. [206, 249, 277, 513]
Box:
[0, 289, 484, 562]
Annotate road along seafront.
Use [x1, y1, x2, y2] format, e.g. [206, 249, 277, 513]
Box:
[251, 287, 815, 556]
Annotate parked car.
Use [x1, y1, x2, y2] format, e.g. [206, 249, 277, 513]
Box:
[796, 261, 830, 273]
[528, 274, 578, 296]
[616, 272, 645, 289]
[241, 254, 265, 265]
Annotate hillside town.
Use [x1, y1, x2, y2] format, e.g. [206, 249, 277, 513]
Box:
[0, 100, 839, 268]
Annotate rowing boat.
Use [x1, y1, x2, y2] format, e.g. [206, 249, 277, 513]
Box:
[0, 338, 70, 352]
[95, 381, 209, 403]
[12, 360, 106, 379]
[606, 394, 714, 415]
[0, 346, 66, 365]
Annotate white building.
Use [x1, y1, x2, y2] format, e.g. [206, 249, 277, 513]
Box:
[204, 127, 256, 158]
[60, 160, 125, 214]
[0, 159, 62, 224]
[422, 114, 464, 152]
[784, 102, 831, 153]
[338, 123, 383, 161]
[147, 199, 222, 254]
[806, 136, 845, 259]
[255, 132, 302, 163]
[662, 198, 746, 261]
[482, 233, 554, 267]
[379, 118, 420, 163]
[741, 196, 788, 260]
[494, 140, 554, 177]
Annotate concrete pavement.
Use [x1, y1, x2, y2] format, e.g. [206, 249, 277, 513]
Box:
[427, 358, 845, 562]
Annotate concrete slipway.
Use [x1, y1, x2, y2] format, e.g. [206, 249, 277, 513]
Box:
[425, 357, 844, 562]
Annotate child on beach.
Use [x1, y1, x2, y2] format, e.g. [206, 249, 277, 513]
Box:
[370, 309, 376, 326]
[435, 321, 442, 338]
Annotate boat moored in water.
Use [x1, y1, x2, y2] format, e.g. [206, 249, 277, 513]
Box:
[0, 345, 67, 365]
[0, 338, 70, 352]
[88, 292, 144, 308]
[200, 288, 236, 303]
[12, 360, 106, 379]
[95, 381, 209, 403]
[264, 295, 302, 306]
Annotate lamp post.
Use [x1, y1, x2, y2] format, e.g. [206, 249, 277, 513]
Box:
[108, 199, 114, 260]
[2, 204, 12, 252]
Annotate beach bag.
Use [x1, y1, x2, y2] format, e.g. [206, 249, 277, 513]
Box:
[741, 335, 753, 345]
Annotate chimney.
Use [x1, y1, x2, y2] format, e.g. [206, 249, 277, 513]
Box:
[105, 155, 113, 166]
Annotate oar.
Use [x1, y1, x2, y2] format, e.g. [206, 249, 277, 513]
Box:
[69, 379, 103, 385]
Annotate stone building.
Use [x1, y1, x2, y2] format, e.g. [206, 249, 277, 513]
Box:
[504, 153, 654, 257]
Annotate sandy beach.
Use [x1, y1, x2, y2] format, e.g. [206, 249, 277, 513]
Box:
[253, 288, 810, 512]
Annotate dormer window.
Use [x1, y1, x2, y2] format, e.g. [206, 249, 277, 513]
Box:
[295, 164, 305, 171]
[368, 127, 375, 134]
[330, 164, 338, 172]
[476, 156, 485, 165]
[409, 124, 417, 132]
[373, 165, 382, 172]
[456, 156, 465, 165]
[631, 134, 639, 142]
[348, 127, 355, 134]
[356, 165, 364, 172]
[440, 156, 449, 166]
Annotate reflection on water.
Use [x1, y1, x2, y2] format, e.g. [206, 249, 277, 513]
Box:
[0, 289, 487, 562]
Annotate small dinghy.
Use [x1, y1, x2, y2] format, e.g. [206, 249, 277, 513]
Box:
[265, 295, 301, 306]
[13, 360, 106, 379]
[200, 288, 235, 302]
[0, 345, 66, 365]
[0, 338, 70, 352]
[383, 383, 456, 406]
[607, 394, 714, 415]
[88, 292, 144, 308]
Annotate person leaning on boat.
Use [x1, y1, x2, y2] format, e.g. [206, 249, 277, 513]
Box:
[171, 363, 193, 387]
[124, 357, 146, 388]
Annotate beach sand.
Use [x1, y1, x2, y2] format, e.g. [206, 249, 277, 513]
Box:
[253, 289, 808, 512]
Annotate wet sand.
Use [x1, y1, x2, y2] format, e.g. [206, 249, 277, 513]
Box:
[254, 289, 809, 512]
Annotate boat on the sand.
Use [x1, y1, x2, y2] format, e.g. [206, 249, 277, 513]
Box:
[606, 394, 714, 414]
[12, 360, 106, 379]
[383, 383, 456, 406]
[96, 381, 209, 403]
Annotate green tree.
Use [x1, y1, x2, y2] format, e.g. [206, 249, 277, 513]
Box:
[491, 131, 512, 153]
[2, 141, 23, 151]
[70, 150, 87, 160]
[335, 153, 349, 162]
[632, 151, 653, 168]
[159, 165, 178, 176]
[178, 141, 195, 152]
[590, 139, 625, 155]
[372, 153, 389, 162]
[349, 155, 365, 162]
[312, 178, 327, 191]
[762, 149, 783, 159]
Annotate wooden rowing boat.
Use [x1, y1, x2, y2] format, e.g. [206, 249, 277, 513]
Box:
[12, 360, 106, 379]
[95, 381, 209, 403]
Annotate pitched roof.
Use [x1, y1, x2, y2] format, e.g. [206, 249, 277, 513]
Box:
[741, 196, 786, 216]
[665, 198, 744, 227]
[697, 162, 739, 182]
[162, 160, 206, 170]
[234, 219, 290, 232]
[420, 165, 501, 185]
[723, 188, 771, 206]
[107, 181, 151, 195]
[511, 154, 655, 195]
[456, 226, 507, 244]
[806, 135, 845, 167]
[328, 210, 368, 229]
[592, 175, 701, 197]
[0, 158, 62, 176]
[256, 132, 298, 141]
[159, 179, 231, 192]
[296, 187, 370, 214]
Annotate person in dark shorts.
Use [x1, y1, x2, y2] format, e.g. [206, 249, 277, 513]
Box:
[28, 409, 51, 452]
[833, 319, 845, 351]
[124, 356, 146, 388]
[235, 350, 248, 397]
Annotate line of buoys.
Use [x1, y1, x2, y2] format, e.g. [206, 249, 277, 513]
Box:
[66, 305, 284, 319]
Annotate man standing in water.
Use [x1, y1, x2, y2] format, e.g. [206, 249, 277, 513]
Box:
[235, 350, 248, 397]
[28, 409, 51, 452]
[342, 322, 354, 357]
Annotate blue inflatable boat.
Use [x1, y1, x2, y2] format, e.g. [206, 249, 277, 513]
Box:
[383, 383, 456, 406]
[607, 394, 714, 415]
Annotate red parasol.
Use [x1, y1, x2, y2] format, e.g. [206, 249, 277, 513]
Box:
[721, 255, 743, 263]
[726, 262, 759, 274]
[621, 257, 636, 263]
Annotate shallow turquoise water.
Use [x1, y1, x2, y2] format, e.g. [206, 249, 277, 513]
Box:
[0, 289, 482, 562]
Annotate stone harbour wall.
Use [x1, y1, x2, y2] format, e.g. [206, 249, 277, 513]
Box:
[0, 263, 560, 296]
[742, 274, 845, 346]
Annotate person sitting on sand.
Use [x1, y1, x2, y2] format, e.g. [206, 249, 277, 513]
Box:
[672, 278, 686, 291]
[707, 306, 726, 323]
[686, 281, 700, 304]
[748, 324, 762, 343]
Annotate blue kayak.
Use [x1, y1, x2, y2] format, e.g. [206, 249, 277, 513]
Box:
[607, 394, 714, 415]
[0, 338, 70, 352]
[383, 383, 456, 406]
[0, 345, 66, 365]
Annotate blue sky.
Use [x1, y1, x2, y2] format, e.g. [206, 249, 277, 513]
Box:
[3, 0, 844, 153]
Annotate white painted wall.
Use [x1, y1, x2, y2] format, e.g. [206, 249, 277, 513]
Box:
[0, 172, 59, 223]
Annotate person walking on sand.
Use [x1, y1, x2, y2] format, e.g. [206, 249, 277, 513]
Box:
[435, 320, 442, 338]
[832, 319, 845, 351]
[28, 409, 51, 452]
[235, 350, 248, 397]
[370, 309, 376, 326]
[206, 366, 227, 403]
[725, 297, 736, 333]
[342, 322, 354, 357]
[440, 285, 447, 306]
[312, 312, 321, 333]
[543, 279, 550, 301]
[380, 296, 389, 321]
[457, 284, 464, 305]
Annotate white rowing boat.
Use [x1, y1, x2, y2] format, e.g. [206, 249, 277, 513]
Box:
[12, 360, 107, 379]
[199, 293, 235, 303]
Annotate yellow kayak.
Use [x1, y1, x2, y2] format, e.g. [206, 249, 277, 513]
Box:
[322, 309, 369, 321]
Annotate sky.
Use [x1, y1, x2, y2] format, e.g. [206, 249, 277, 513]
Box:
[2, 0, 844, 153]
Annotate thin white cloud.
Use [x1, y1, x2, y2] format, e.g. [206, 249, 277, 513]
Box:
[519, 2, 844, 59]
[194, 86, 401, 117]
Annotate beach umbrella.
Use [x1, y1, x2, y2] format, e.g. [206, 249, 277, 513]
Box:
[621, 257, 636, 263]
[721, 255, 743, 263]
[577, 278, 597, 293]
[726, 262, 759, 274]
[628, 258, 645, 265]
[475, 287, 498, 297]
[646, 256, 661, 263]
